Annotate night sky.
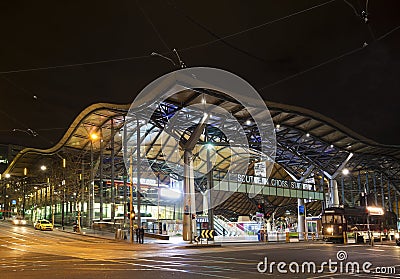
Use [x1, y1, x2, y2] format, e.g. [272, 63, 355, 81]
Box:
[1, 0, 399, 149]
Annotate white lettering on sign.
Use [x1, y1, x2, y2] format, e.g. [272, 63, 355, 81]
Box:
[234, 173, 314, 190]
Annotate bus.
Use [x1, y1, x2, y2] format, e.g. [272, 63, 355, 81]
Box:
[321, 206, 397, 243]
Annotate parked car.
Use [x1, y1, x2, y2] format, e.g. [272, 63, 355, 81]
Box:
[12, 216, 27, 225]
[395, 232, 400, 246]
[34, 220, 53, 231]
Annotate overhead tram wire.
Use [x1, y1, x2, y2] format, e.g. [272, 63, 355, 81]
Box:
[343, 0, 375, 40]
[258, 22, 400, 91]
[136, 0, 171, 53]
[175, 0, 337, 52]
[0, 0, 398, 80]
[137, 1, 187, 69]
[258, 46, 365, 91]
[0, 0, 337, 75]
[0, 55, 150, 75]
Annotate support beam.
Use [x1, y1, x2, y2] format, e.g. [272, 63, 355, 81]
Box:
[328, 152, 353, 179]
[298, 198, 305, 240]
[329, 179, 340, 207]
[183, 150, 196, 242]
[136, 119, 142, 228]
[182, 113, 209, 242]
[111, 119, 115, 222]
[99, 128, 103, 221]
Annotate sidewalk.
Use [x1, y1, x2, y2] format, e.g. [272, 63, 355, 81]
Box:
[55, 225, 267, 247]
[56, 225, 190, 246]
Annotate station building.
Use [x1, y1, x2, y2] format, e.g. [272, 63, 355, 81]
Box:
[1, 88, 399, 240]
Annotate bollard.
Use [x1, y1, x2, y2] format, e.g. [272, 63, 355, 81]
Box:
[286, 232, 290, 243]
[343, 231, 347, 245]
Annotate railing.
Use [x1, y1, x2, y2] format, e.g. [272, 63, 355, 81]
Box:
[214, 215, 246, 236]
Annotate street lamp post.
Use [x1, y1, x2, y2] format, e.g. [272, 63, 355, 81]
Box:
[50, 180, 55, 226]
[23, 168, 27, 218]
[110, 119, 116, 222]
[99, 128, 104, 221]
[89, 133, 97, 227]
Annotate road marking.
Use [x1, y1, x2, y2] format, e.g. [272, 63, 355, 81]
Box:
[366, 249, 385, 252]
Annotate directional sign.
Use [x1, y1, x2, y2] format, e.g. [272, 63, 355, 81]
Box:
[201, 229, 214, 239]
[299, 205, 305, 216]
[193, 235, 201, 242]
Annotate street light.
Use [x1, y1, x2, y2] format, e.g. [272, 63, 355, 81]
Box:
[39, 165, 49, 223]
[2, 174, 11, 218]
[89, 132, 100, 227]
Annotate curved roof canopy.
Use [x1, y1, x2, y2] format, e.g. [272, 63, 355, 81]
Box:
[2, 90, 399, 216]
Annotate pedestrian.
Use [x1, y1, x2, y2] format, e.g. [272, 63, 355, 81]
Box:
[139, 226, 145, 244]
[135, 227, 140, 243]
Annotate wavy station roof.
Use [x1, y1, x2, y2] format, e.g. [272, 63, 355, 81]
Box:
[3, 89, 400, 218]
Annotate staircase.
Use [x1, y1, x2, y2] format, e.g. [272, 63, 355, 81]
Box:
[214, 215, 246, 237]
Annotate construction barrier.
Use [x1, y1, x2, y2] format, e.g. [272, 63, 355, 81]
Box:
[286, 232, 299, 243]
[267, 232, 287, 242]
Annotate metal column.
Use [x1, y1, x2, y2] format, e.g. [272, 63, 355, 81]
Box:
[341, 176, 345, 206]
[381, 173, 385, 209]
[99, 128, 103, 221]
[298, 198, 305, 240]
[373, 172, 377, 206]
[110, 119, 115, 222]
[183, 150, 196, 242]
[136, 119, 141, 228]
[329, 179, 340, 207]
[388, 181, 392, 212]
[89, 141, 94, 227]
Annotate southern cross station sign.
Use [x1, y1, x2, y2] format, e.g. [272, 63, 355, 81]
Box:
[212, 172, 323, 201]
[235, 174, 314, 190]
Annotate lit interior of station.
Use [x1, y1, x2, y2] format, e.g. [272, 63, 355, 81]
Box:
[1, 88, 399, 240]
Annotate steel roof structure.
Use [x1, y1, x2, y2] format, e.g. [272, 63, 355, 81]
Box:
[2, 89, 400, 218]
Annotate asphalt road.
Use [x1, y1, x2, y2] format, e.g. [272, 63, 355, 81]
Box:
[1, 221, 399, 279]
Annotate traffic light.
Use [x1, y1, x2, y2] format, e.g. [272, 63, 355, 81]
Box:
[257, 203, 265, 212]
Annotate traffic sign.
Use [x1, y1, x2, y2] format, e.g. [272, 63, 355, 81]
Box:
[193, 235, 201, 242]
[201, 229, 214, 239]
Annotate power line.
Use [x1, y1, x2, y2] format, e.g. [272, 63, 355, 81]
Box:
[136, 0, 171, 53]
[0, 0, 336, 75]
[259, 46, 365, 91]
[0, 0, 398, 87]
[258, 22, 400, 91]
[376, 24, 400, 41]
[0, 55, 150, 75]
[178, 0, 337, 52]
